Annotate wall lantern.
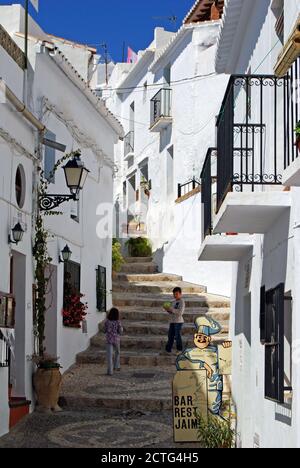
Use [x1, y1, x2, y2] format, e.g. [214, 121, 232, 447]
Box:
[8, 222, 25, 245]
[59, 245, 72, 263]
[39, 154, 90, 212]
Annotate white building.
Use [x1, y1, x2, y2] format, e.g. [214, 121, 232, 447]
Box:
[198, 0, 300, 448]
[0, 4, 123, 437]
[104, 0, 232, 297]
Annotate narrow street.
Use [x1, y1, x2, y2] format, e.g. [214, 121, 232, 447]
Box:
[0, 257, 230, 448]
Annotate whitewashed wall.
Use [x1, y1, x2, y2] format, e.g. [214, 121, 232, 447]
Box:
[107, 23, 232, 296]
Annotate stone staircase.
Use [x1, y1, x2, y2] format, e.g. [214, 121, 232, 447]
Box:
[60, 257, 231, 415]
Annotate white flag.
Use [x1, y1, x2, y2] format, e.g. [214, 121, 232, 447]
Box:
[29, 0, 39, 12]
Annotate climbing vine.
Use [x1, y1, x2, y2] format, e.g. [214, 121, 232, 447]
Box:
[33, 150, 81, 359]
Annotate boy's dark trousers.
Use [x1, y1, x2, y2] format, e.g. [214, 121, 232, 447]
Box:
[166, 323, 183, 353]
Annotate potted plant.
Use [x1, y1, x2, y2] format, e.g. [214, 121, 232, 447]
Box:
[32, 354, 62, 413]
[125, 237, 152, 257]
[140, 177, 151, 197]
[197, 413, 236, 449]
[295, 121, 300, 152]
[32, 150, 80, 413]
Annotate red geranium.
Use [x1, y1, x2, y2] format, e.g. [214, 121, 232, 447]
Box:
[62, 292, 88, 328]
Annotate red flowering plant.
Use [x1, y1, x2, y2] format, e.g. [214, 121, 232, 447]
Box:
[62, 277, 88, 328]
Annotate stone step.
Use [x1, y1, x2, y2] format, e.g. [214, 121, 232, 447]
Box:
[91, 334, 226, 350]
[98, 320, 229, 336]
[113, 281, 207, 294]
[114, 273, 183, 283]
[113, 293, 230, 309]
[124, 257, 153, 264]
[119, 308, 230, 323]
[76, 349, 177, 367]
[120, 263, 158, 274]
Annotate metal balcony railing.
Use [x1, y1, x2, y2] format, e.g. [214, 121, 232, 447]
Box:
[177, 178, 201, 199]
[216, 74, 286, 212]
[150, 88, 172, 128]
[0, 331, 10, 368]
[201, 148, 217, 238]
[124, 131, 134, 158]
[284, 57, 300, 169]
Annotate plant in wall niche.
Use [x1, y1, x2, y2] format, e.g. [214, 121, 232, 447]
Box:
[126, 237, 152, 258]
[32, 150, 81, 413]
[140, 177, 151, 197]
[112, 238, 124, 273]
[295, 121, 300, 151]
[197, 414, 236, 449]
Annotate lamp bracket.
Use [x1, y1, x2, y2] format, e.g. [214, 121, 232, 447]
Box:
[39, 194, 77, 212]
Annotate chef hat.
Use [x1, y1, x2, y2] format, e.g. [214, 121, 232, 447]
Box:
[195, 317, 222, 336]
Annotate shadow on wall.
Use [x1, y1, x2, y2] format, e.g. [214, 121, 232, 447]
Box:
[153, 246, 164, 272]
[234, 0, 270, 73]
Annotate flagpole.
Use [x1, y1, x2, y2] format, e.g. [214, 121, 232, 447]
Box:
[24, 0, 29, 70]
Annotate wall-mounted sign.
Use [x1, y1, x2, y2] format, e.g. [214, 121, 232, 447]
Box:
[173, 316, 232, 443]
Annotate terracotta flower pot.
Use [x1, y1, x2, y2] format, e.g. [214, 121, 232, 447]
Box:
[33, 367, 62, 413]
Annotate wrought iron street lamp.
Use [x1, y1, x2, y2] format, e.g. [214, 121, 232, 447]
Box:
[39, 156, 90, 212]
[8, 222, 25, 245]
[59, 245, 72, 264]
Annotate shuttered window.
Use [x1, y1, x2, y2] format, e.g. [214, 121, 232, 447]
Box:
[64, 261, 81, 307]
[44, 131, 56, 183]
[96, 266, 107, 312]
[262, 284, 285, 404]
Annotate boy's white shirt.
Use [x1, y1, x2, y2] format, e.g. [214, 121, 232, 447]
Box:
[169, 298, 185, 324]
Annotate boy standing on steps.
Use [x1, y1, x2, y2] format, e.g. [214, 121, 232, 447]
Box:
[163, 287, 185, 354]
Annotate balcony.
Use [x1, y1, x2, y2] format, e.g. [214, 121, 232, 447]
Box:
[282, 57, 300, 186]
[201, 74, 291, 237]
[150, 88, 172, 132]
[124, 131, 134, 160]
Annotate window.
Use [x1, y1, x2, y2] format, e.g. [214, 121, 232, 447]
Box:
[260, 284, 289, 404]
[96, 266, 107, 312]
[63, 261, 81, 307]
[44, 131, 56, 183]
[15, 165, 25, 208]
[0, 293, 15, 328]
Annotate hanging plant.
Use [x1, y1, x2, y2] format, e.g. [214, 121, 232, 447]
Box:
[62, 291, 88, 328]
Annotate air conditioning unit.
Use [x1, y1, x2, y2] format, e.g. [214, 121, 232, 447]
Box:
[274, 18, 300, 77]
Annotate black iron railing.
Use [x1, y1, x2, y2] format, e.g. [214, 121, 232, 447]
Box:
[285, 57, 300, 169]
[150, 88, 172, 127]
[0, 331, 10, 368]
[177, 178, 201, 198]
[124, 131, 134, 157]
[201, 148, 217, 238]
[216, 74, 286, 211]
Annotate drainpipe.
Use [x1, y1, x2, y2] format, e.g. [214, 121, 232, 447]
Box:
[2, 80, 46, 133]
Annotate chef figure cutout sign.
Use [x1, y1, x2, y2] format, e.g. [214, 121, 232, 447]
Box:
[173, 317, 232, 443]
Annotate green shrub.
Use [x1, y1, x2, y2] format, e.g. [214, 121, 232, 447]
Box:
[112, 239, 124, 272]
[197, 414, 236, 449]
[126, 237, 152, 257]
[296, 121, 300, 137]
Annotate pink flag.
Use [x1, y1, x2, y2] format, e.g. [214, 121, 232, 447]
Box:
[127, 47, 138, 64]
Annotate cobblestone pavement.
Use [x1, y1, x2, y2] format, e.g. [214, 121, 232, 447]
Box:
[0, 409, 200, 448]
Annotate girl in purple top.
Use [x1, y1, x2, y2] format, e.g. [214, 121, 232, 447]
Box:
[104, 308, 123, 376]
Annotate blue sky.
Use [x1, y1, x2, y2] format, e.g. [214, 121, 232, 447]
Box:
[0, 0, 195, 61]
